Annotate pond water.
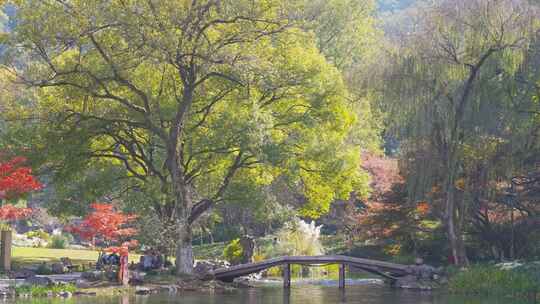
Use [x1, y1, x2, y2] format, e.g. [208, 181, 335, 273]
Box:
[5, 283, 535, 304]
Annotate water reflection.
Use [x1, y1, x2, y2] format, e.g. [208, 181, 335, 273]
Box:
[339, 289, 346, 304]
[283, 289, 290, 304]
[2, 285, 536, 304]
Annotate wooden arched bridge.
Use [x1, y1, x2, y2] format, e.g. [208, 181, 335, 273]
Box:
[211, 255, 420, 289]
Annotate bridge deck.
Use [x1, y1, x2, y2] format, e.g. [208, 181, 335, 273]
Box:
[212, 255, 411, 282]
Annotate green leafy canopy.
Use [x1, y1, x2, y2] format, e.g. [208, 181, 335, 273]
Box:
[3, 0, 373, 221]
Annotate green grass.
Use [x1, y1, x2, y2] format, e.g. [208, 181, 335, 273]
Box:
[11, 247, 142, 269]
[13, 247, 100, 264]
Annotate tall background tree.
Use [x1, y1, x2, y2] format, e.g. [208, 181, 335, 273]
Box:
[377, 0, 539, 265]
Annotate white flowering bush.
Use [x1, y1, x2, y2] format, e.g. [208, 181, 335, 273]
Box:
[275, 218, 325, 256]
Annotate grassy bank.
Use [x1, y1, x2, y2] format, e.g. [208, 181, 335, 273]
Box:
[448, 264, 540, 299]
[14, 283, 77, 297]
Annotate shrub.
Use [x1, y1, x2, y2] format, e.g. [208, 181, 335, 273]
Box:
[35, 263, 52, 275]
[513, 262, 540, 282]
[51, 283, 77, 294]
[25, 229, 51, 242]
[253, 253, 266, 262]
[49, 235, 68, 249]
[266, 266, 281, 277]
[15, 285, 47, 297]
[223, 239, 243, 265]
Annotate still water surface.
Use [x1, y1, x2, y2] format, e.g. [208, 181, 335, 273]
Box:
[6, 284, 534, 304]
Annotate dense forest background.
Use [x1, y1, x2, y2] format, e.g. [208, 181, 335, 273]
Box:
[0, 0, 539, 273]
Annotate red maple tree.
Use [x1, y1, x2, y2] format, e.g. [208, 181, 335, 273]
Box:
[68, 203, 138, 254]
[0, 156, 42, 223]
[355, 153, 433, 242]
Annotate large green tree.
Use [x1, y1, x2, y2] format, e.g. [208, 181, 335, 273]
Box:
[4, 0, 368, 274]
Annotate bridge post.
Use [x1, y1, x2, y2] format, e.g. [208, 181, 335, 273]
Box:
[0, 230, 11, 271]
[339, 263, 346, 289]
[283, 263, 291, 289]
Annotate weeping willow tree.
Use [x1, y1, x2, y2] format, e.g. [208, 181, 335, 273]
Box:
[379, 0, 539, 265]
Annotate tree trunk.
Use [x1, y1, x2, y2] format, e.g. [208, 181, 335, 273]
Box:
[445, 189, 469, 266]
[445, 188, 461, 266]
[442, 54, 493, 268]
[444, 155, 468, 267]
[166, 77, 196, 275]
[168, 161, 195, 275]
[510, 207, 515, 260]
[176, 219, 194, 275]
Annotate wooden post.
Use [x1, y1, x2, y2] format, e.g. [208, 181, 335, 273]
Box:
[283, 263, 291, 289]
[0, 230, 11, 271]
[339, 263, 345, 289]
[119, 253, 129, 286]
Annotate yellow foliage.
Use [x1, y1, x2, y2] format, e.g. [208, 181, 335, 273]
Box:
[384, 244, 401, 256]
